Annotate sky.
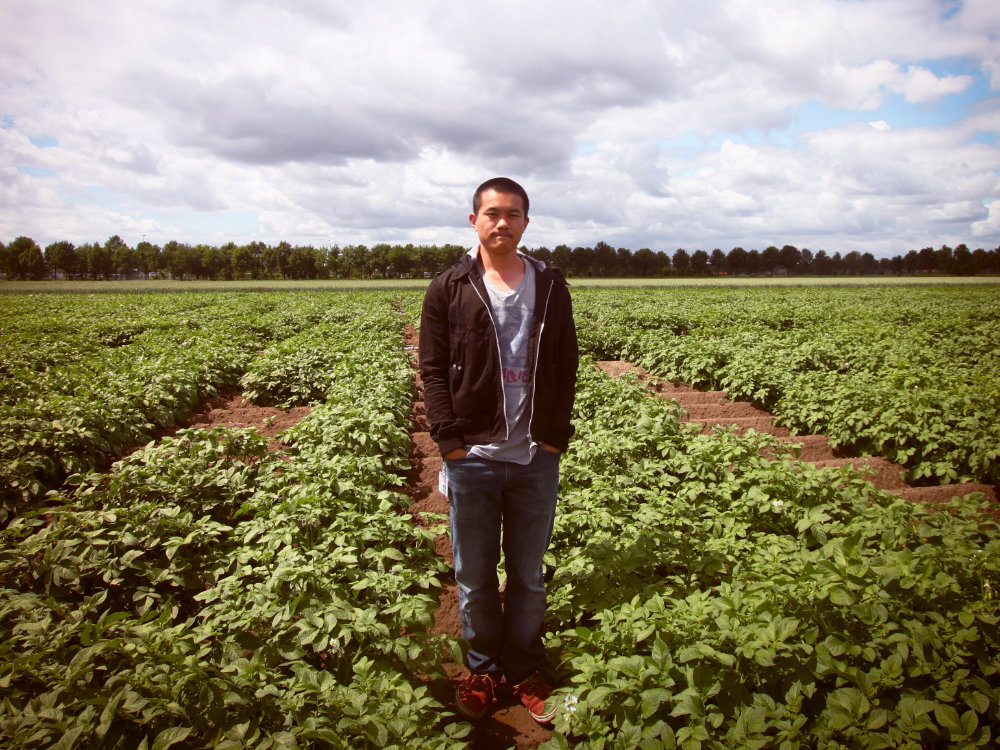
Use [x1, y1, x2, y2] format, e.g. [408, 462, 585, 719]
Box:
[2, 0, 999, 259]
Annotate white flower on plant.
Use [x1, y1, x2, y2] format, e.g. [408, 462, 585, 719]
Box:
[564, 694, 579, 714]
[772, 499, 785, 513]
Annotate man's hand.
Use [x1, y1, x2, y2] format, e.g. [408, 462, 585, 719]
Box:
[539, 443, 562, 454]
[444, 448, 470, 459]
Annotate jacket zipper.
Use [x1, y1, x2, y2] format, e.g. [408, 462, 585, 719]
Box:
[527, 277, 555, 444]
[469, 276, 510, 441]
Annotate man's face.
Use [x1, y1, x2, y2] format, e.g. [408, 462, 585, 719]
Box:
[470, 189, 528, 255]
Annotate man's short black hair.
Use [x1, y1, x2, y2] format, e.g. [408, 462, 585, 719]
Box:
[473, 177, 529, 217]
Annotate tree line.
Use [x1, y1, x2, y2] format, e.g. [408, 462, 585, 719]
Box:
[1, 235, 998, 281]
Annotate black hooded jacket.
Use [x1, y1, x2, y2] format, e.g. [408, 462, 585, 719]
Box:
[419, 251, 578, 458]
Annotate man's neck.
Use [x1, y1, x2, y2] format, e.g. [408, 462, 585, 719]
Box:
[478, 245, 525, 293]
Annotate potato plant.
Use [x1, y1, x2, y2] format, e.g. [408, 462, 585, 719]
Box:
[2, 286, 998, 748]
[1, 293, 462, 748]
[542, 360, 1000, 748]
[573, 285, 1000, 485]
[0, 292, 338, 522]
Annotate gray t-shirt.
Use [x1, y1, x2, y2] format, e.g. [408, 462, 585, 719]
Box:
[468, 257, 537, 464]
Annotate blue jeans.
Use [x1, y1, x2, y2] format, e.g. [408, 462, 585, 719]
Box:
[444, 448, 561, 684]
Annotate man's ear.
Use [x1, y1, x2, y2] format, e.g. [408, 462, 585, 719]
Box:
[469, 212, 477, 227]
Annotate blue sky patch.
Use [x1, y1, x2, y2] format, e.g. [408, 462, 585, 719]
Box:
[18, 166, 56, 177]
[145, 210, 260, 237]
[30, 135, 59, 148]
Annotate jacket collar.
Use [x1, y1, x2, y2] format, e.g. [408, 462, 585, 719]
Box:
[454, 245, 551, 281]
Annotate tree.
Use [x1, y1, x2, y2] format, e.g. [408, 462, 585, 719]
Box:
[4, 236, 45, 279]
[935, 245, 954, 273]
[272, 241, 293, 278]
[800, 248, 814, 274]
[201, 244, 229, 280]
[690, 249, 709, 274]
[532, 246, 552, 265]
[655, 251, 671, 275]
[181, 244, 205, 279]
[951, 244, 974, 275]
[746, 249, 762, 275]
[389, 244, 414, 277]
[281, 245, 317, 279]
[593, 241, 616, 277]
[106, 235, 132, 279]
[161, 240, 194, 279]
[917, 246, 936, 273]
[45, 241, 77, 279]
[709, 248, 727, 275]
[414, 245, 437, 277]
[85, 242, 113, 279]
[552, 245, 572, 271]
[812, 250, 832, 275]
[136, 241, 160, 279]
[727, 247, 748, 276]
[367, 243, 391, 278]
[760, 246, 780, 275]
[779, 245, 801, 275]
[325, 245, 343, 278]
[972, 247, 994, 275]
[569, 246, 595, 277]
[672, 248, 690, 275]
[247, 241, 267, 279]
[340, 245, 368, 278]
[633, 247, 657, 277]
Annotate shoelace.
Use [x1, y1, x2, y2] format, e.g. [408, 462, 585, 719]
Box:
[459, 674, 495, 699]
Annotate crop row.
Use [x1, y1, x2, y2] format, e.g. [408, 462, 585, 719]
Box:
[572, 285, 1000, 485]
[0, 292, 337, 522]
[543, 359, 1000, 748]
[1, 294, 463, 748]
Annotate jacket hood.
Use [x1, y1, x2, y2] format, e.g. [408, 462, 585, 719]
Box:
[449, 247, 567, 285]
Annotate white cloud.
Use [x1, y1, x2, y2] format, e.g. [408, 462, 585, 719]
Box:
[1, 0, 998, 256]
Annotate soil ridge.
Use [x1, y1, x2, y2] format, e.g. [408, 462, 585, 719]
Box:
[595, 360, 998, 506]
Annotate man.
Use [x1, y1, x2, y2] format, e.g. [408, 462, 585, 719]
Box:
[419, 177, 578, 723]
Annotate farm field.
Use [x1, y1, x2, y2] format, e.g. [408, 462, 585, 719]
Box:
[2, 274, 999, 295]
[1, 285, 999, 749]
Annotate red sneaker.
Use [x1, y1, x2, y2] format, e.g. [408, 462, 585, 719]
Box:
[455, 672, 500, 720]
[513, 673, 557, 724]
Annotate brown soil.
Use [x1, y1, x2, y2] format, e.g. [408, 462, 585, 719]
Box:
[595, 361, 999, 506]
[403, 326, 553, 749]
[181, 391, 312, 451]
[120, 389, 311, 457]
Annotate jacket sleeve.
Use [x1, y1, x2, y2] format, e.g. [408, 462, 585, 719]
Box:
[549, 281, 579, 451]
[418, 277, 465, 457]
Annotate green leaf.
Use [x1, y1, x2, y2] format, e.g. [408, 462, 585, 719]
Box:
[826, 688, 870, 730]
[151, 727, 193, 750]
[640, 688, 672, 719]
[934, 703, 963, 733]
